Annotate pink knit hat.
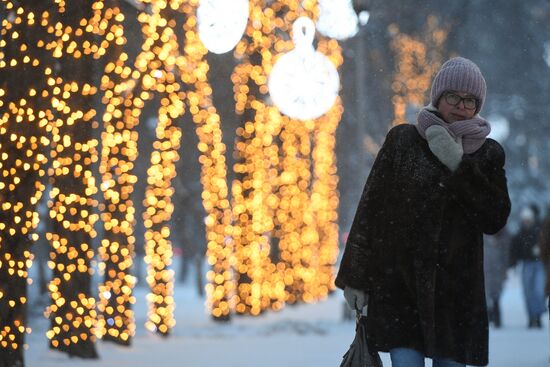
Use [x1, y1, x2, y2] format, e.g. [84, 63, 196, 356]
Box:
[430, 57, 486, 114]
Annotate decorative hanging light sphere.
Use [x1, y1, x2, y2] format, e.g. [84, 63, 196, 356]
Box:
[268, 17, 340, 121]
[316, 0, 360, 40]
[197, 0, 249, 54]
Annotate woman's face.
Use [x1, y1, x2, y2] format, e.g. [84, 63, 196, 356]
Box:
[437, 91, 477, 123]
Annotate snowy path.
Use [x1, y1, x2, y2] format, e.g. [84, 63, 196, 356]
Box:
[25, 272, 548, 367]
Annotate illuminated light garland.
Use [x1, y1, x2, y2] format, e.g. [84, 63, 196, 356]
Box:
[263, 8, 344, 305]
[0, 5, 346, 365]
[307, 98, 343, 302]
[229, 0, 344, 312]
[0, 3, 49, 364]
[181, 0, 235, 321]
[389, 17, 447, 126]
[274, 36, 343, 305]
[101, 0, 232, 329]
[130, 0, 341, 321]
[307, 37, 343, 301]
[232, 104, 281, 316]
[231, 0, 302, 315]
[275, 115, 314, 305]
[269, 1, 320, 306]
[97, 4, 137, 345]
[130, 0, 186, 336]
[42, 0, 121, 357]
[143, 100, 182, 336]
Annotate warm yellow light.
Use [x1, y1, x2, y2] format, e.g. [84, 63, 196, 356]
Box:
[390, 18, 447, 125]
[228, 0, 344, 314]
[96, 4, 137, 344]
[42, 0, 126, 355]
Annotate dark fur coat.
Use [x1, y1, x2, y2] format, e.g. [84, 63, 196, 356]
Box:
[335, 124, 511, 366]
[539, 217, 550, 295]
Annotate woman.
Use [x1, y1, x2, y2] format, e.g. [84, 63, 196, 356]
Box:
[336, 57, 511, 367]
[541, 212, 550, 308]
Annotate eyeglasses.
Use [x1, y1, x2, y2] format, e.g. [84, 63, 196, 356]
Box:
[443, 92, 478, 110]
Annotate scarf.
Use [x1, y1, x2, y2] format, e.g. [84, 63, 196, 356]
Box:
[415, 105, 491, 154]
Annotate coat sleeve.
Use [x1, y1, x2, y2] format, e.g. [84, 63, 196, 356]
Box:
[335, 127, 398, 292]
[540, 219, 550, 266]
[539, 219, 550, 295]
[442, 141, 511, 235]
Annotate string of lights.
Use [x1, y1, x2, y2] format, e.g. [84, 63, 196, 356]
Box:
[0, 1, 49, 363]
[275, 115, 313, 305]
[266, 3, 321, 306]
[306, 37, 343, 301]
[390, 17, 447, 125]
[307, 98, 343, 302]
[43, 0, 125, 357]
[134, 0, 186, 336]
[97, 3, 137, 345]
[181, 0, 235, 321]
[122, 0, 344, 322]
[272, 31, 344, 305]
[0, 8, 348, 363]
[229, 0, 344, 312]
[231, 0, 303, 315]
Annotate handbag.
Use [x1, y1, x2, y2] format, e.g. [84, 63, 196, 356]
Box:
[339, 311, 383, 367]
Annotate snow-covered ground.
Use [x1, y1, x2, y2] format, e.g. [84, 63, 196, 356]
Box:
[25, 270, 548, 367]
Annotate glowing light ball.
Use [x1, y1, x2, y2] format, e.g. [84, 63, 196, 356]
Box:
[197, 0, 249, 54]
[316, 0, 360, 40]
[268, 17, 340, 120]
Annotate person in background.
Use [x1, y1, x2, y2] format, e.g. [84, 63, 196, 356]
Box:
[483, 227, 511, 328]
[336, 57, 511, 367]
[510, 205, 546, 328]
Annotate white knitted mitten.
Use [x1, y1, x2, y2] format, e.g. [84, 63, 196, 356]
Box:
[425, 125, 463, 171]
[344, 286, 368, 312]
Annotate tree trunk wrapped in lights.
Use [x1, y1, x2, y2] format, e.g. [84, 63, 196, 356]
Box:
[230, 0, 313, 316]
[180, 1, 234, 322]
[308, 99, 343, 300]
[127, 0, 187, 336]
[231, 0, 344, 311]
[43, 0, 117, 358]
[230, 105, 281, 315]
[276, 116, 314, 305]
[276, 12, 344, 304]
[97, 1, 138, 345]
[142, 98, 182, 336]
[271, 34, 344, 306]
[390, 17, 448, 126]
[103, 0, 232, 330]
[294, 36, 344, 301]
[0, 2, 50, 365]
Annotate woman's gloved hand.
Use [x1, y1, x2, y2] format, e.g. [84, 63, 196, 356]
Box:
[425, 125, 463, 171]
[344, 286, 368, 312]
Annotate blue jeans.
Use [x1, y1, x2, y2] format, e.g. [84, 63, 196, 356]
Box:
[390, 348, 465, 367]
[521, 260, 547, 318]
